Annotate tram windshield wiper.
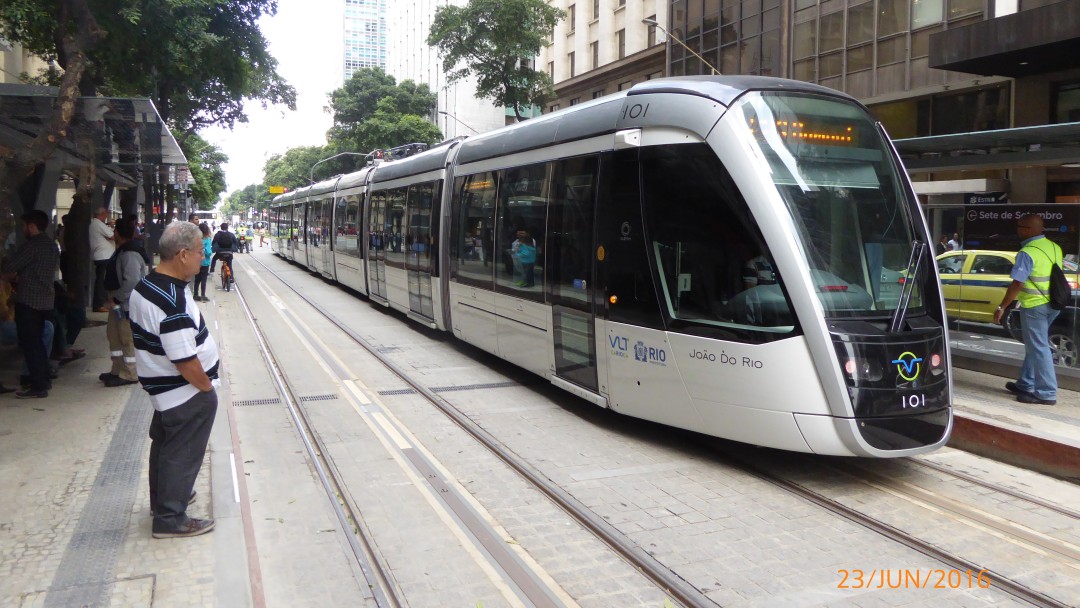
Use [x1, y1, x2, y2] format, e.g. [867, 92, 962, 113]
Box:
[889, 240, 926, 333]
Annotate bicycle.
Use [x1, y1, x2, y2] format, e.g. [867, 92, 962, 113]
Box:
[220, 258, 233, 292]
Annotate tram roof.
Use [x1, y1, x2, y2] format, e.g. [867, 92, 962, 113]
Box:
[337, 166, 373, 190]
[307, 176, 341, 197]
[455, 76, 856, 165]
[371, 139, 463, 184]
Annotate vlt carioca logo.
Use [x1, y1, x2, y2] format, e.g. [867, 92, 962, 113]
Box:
[892, 352, 923, 381]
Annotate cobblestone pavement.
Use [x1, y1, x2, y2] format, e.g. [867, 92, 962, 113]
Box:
[4, 249, 1077, 608]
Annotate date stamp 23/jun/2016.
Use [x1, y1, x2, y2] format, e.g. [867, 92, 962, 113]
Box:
[838, 569, 991, 590]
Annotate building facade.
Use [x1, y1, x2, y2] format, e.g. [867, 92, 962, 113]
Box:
[657, 0, 1080, 206]
[385, 0, 507, 138]
[538, 0, 669, 112]
[0, 38, 51, 85]
[344, 0, 388, 80]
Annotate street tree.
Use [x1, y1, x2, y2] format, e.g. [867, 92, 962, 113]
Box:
[182, 135, 228, 210]
[427, 0, 563, 121]
[0, 0, 294, 304]
[263, 145, 330, 192]
[326, 68, 442, 160]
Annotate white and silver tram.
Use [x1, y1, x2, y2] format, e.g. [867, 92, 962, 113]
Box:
[270, 76, 952, 457]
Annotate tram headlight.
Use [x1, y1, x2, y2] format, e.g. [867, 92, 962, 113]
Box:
[929, 353, 945, 376]
[842, 358, 883, 382]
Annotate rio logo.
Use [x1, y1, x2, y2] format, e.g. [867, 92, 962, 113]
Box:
[633, 340, 667, 366]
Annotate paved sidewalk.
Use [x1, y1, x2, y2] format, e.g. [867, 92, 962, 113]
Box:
[0, 309, 250, 608]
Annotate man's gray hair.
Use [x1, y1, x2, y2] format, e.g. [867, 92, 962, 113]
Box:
[159, 221, 202, 260]
[94, 207, 110, 217]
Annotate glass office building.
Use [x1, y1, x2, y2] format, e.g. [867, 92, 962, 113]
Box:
[344, 0, 388, 79]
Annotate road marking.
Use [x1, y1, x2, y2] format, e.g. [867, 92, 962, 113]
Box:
[229, 453, 240, 503]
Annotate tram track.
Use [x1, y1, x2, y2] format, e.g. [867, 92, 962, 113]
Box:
[244, 252, 1076, 608]
[705, 445, 1076, 608]
[232, 272, 404, 608]
[243, 254, 712, 608]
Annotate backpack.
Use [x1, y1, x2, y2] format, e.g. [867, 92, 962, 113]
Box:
[104, 242, 141, 291]
[214, 231, 236, 252]
[1032, 245, 1070, 310]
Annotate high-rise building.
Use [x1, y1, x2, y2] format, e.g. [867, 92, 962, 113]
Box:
[344, 0, 388, 80]
[385, 0, 507, 138]
[538, 0, 669, 112]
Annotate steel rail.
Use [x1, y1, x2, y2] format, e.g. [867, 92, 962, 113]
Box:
[248, 253, 714, 608]
[711, 446, 1072, 608]
[232, 266, 403, 608]
[905, 457, 1080, 520]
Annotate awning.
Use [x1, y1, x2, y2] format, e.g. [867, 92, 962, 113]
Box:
[894, 121, 1080, 173]
[0, 83, 186, 187]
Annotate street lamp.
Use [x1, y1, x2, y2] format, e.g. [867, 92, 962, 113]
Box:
[438, 110, 480, 135]
[642, 18, 720, 76]
[309, 152, 368, 184]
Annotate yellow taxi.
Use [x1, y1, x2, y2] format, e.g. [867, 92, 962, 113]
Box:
[935, 250, 1079, 322]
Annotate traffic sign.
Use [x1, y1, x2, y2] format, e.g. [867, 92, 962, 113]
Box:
[269, 185, 285, 194]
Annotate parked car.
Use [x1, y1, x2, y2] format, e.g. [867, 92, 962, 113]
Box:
[935, 249, 1080, 367]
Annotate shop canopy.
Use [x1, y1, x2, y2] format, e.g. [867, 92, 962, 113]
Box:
[0, 83, 186, 188]
[894, 122, 1080, 174]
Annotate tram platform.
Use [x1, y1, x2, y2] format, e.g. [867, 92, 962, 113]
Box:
[2, 276, 1080, 606]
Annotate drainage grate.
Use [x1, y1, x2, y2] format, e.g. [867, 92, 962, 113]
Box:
[232, 397, 282, 407]
[300, 394, 340, 402]
[378, 388, 418, 396]
[431, 381, 519, 393]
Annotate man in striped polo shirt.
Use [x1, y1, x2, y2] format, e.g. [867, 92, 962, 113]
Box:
[128, 221, 219, 538]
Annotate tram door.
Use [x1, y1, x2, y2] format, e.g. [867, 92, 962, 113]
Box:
[548, 156, 600, 392]
[405, 182, 437, 319]
[368, 190, 388, 299]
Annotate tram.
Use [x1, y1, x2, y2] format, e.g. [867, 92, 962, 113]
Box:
[270, 76, 952, 457]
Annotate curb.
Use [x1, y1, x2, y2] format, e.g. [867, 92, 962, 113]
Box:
[949, 413, 1080, 482]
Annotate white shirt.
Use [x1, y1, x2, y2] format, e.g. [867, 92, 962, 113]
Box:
[89, 218, 114, 261]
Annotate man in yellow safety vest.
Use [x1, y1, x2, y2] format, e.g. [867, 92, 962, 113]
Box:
[993, 214, 1062, 405]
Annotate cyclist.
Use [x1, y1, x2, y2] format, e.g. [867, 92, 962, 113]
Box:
[209, 223, 238, 282]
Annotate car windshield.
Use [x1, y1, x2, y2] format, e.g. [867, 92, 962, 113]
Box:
[735, 91, 925, 318]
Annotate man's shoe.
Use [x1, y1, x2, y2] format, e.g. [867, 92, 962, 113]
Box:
[15, 389, 47, 399]
[94, 306, 111, 313]
[1005, 381, 1032, 395]
[1017, 393, 1056, 405]
[99, 372, 118, 383]
[152, 517, 215, 539]
[104, 376, 138, 387]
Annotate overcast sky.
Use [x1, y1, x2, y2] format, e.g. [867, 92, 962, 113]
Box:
[201, 0, 343, 198]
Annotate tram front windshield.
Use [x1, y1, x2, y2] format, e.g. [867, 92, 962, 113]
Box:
[737, 91, 924, 318]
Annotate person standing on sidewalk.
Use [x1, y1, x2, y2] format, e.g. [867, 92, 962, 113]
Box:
[101, 218, 147, 387]
[994, 214, 1062, 405]
[90, 207, 115, 312]
[128, 221, 219, 538]
[0, 210, 59, 399]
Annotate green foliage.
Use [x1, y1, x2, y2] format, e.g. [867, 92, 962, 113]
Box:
[325, 68, 442, 159]
[181, 134, 228, 210]
[222, 182, 268, 220]
[0, 0, 297, 134]
[257, 68, 443, 190]
[263, 145, 330, 191]
[427, 0, 563, 120]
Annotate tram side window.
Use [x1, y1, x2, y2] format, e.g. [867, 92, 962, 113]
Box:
[641, 144, 797, 341]
[452, 173, 498, 289]
[548, 156, 598, 304]
[386, 188, 407, 263]
[347, 195, 362, 258]
[495, 163, 549, 300]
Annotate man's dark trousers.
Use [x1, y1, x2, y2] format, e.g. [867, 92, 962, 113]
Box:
[92, 260, 108, 309]
[14, 303, 50, 391]
[149, 390, 217, 532]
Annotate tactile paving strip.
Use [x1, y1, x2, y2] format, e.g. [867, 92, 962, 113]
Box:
[43, 390, 153, 607]
[232, 397, 283, 407]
